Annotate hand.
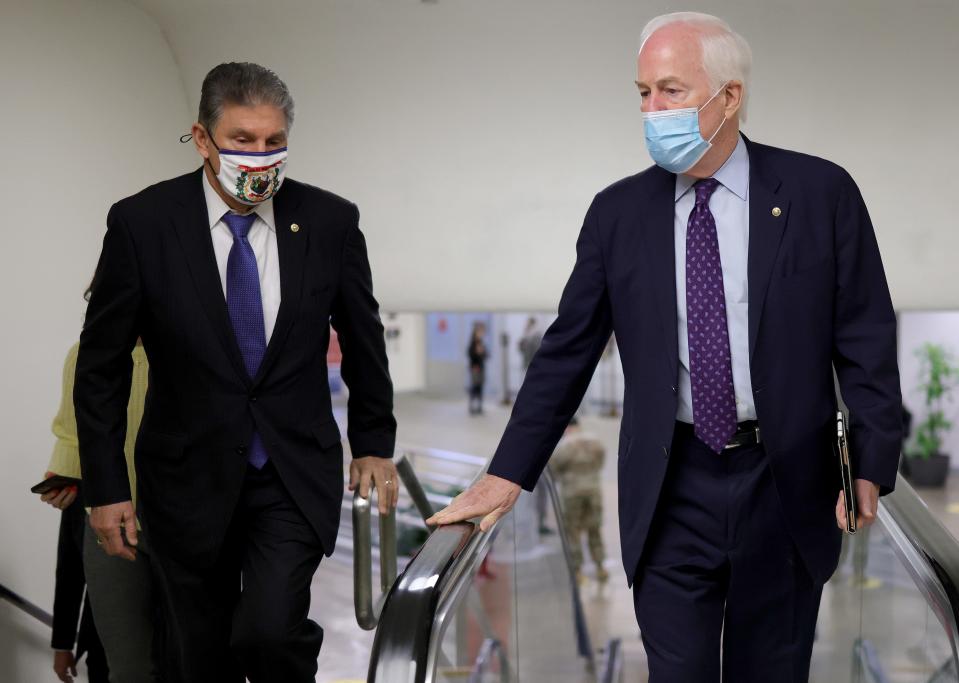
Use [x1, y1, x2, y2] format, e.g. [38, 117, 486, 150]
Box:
[426, 473, 521, 532]
[53, 650, 77, 682]
[90, 501, 138, 561]
[40, 472, 77, 510]
[836, 478, 880, 532]
[348, 457, 399, 515]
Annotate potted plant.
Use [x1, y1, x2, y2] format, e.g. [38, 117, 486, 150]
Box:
[907, 343, 958, 487]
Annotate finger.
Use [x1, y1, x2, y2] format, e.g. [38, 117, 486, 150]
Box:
[41, 488, 61, 504]
[375, 474, 389, 516]
[390, 468, 400, 509]
[51, 489, 71, 509]
[348, 462, 359, 491]
[479, 508, 504, 532]
[435, 501, 487, 526]
[104, 526, 135, 561]
[124, 510, 139, 547]
[836, 492, 847, 531]
[60, 490, 78, 509]
[359, 468, 372, 500]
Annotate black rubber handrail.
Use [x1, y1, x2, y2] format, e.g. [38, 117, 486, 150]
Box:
[0, 582, 53, 627]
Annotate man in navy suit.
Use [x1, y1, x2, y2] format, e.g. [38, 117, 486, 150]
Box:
[429, 12, 902, 681]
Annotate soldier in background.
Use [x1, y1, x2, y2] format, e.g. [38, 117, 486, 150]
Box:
[552, 417, 608, 583]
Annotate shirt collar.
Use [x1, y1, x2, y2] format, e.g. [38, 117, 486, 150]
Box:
[674, 133, 749, 203]
[202, 171, 276, 232]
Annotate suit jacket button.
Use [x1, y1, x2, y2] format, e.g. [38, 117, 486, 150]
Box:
[236, 445, 246, 455]
[249, 395, 257, 402]
[662, 446, 669, 459]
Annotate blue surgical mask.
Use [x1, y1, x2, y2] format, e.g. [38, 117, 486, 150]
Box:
[643, 85, 728, 174]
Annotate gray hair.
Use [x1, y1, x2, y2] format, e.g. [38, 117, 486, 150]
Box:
[639, 12, 752, 122]
[198, 62, 295, 135]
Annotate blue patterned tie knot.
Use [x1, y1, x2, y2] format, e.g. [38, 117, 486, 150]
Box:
[223, 211, 257, 240]
[223, 211, 269, 469]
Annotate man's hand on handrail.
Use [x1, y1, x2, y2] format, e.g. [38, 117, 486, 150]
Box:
[349, 456, 400, 515]
[427, 473, 521, 532]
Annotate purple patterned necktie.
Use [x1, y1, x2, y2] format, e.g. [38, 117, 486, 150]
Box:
[223, 211, 269, 469]
[686, 179, 738, 453]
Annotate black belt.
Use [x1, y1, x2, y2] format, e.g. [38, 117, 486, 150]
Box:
[675, 420, 761, 450]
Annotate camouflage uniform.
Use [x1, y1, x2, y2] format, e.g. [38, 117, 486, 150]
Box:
[552, 430, 606, 577]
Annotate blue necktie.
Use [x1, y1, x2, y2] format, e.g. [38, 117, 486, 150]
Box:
[686, 179, 738, 453]
[223, 211, 269, 469]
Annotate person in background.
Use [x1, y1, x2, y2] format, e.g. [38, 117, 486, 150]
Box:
[517, 317, 542, 371]
[551, 417, 608, 584]
[48, 484, 109, 683]
[467, 322, 488, 415]
[41, 330, 157, 683]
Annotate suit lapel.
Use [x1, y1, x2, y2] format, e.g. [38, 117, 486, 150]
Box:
[642, 167, 680, 383]
[745, 139, 790, 362]
[171, 169, 251, 387]
[253, 183, 306, 386]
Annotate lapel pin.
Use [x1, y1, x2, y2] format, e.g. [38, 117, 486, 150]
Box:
[771, 207, 782, 217]
[290, 223, 300, 233]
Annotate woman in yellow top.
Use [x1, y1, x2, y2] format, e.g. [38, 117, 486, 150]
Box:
[42, 339, 159, 683]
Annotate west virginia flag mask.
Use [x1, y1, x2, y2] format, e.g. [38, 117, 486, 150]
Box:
[213, 146, 288, 205]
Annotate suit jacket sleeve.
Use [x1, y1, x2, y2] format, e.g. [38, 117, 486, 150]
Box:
[330, 205, 396, 458]
[75, 204, 140, 506]
[832, 171, 902, 494]
[487, 199, 613, 490]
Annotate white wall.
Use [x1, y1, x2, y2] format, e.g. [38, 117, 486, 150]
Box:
[0, 0, 193, 653]
[383, 312, 426, 392]
[130, 0, 959, 312]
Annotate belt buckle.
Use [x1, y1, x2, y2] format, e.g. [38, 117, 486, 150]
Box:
[723, 424, 761, 450]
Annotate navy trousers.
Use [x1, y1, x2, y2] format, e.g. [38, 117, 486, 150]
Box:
[633, 426, 823, 682]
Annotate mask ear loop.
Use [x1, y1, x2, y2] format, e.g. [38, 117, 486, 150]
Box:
[700, 82, 730, 144]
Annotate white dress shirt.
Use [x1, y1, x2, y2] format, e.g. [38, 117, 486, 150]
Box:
[674, 134, 756, 423]
[202, 173, 281, 342]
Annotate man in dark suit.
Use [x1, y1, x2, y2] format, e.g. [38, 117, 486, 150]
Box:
[75, 62, 397, 683]
[429, 12, 901, 681]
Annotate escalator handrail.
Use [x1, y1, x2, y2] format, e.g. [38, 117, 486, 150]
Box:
[878, 474, 959, 668]
[367, 521, 475, 683]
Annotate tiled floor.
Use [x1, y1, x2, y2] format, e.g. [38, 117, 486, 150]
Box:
[7, 392, 959, 683]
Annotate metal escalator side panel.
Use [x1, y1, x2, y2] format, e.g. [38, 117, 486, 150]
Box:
[877, 474, 959, 673]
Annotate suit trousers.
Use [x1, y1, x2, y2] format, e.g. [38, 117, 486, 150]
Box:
[83, 516, 158, 683]
[149, 460, 325, 683]
[632, 426, 823, 683]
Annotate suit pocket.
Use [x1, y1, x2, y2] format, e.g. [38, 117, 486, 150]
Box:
[310, 418, 343, 450]
[136, 430, 187, 461]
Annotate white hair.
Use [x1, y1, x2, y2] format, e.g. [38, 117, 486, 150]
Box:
[639, 12, 753, 122]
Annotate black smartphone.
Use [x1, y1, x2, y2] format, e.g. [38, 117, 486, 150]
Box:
[31, 475, 81, 496]
[837, 411, 858, 534]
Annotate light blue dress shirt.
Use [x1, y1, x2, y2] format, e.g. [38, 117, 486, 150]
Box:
[674, 134, 756, 424]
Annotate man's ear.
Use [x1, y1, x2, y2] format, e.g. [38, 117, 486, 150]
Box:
[723, 81, 744, 118]
[192, 123, 212, 161]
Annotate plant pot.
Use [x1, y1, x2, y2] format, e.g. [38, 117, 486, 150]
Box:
[906, 453, 950, 487]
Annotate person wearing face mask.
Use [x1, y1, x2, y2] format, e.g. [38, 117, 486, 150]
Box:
[74, 62, 398, 683]
[428, 12, 901, 682]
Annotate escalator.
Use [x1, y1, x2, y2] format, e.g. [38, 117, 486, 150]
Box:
[356, 457, 959, 683]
